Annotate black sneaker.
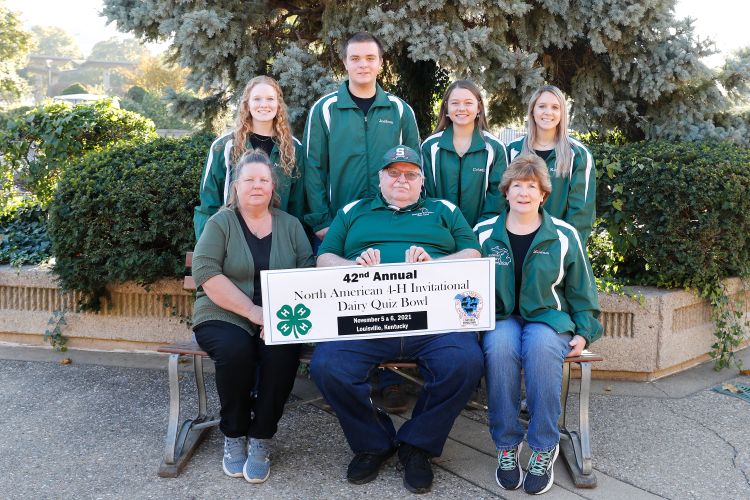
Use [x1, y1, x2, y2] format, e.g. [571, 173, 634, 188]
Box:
[346, 448, 396, 484]
[523, 444, 559, 495]
[398, 443, 433, 494]
[382, 384, 409, 414]
[495, 443, 523, 490]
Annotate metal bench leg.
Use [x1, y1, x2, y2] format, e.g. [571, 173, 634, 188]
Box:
[578, 361, 593, 475]
[163, 354, 180, 465]
[194, 355, 208, 420]
[158, 354, 219, 478]
[559, 361, 597, 488]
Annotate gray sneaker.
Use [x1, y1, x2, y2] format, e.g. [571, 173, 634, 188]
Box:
[243, 438, 271, 483]
[222, 436, 247, 477]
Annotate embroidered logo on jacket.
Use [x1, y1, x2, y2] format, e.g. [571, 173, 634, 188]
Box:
[488, 246, 511, 266]
[378, 118, 394, 125]
[411, 207, 434, 217]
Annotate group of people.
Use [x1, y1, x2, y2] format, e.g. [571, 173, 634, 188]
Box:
[190, 31, 603, 496]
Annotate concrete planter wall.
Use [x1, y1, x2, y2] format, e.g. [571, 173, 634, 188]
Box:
[0, 266, 747, 379]
[0, 265, 193, 351]
[594, 278, 749, 380]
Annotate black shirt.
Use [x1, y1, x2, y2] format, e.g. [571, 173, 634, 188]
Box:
[250, 133, 275, 158]
[535, 148, 553, 161]
[236, 210, 272, 306]
[508, 227, 539, 315]
[347, 87, 376, 116]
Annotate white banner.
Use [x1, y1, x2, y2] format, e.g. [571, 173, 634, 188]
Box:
[260, 258, 495, 345]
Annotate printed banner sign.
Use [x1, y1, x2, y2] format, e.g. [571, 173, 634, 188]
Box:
[260, 258, 495, 345]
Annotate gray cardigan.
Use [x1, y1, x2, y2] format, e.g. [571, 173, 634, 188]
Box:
[192, 207, 315, 335]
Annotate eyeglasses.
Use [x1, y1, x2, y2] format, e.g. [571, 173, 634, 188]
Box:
[383, 168, 422, 181]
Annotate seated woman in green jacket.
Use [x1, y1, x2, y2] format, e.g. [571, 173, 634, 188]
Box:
[474, 155, 602, 495]
[421, 80, 508, 227]
[192, 150, 314, 484]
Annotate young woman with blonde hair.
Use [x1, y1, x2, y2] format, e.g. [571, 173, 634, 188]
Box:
[506, 85, 596, 243]
[194, 76, 305, 239]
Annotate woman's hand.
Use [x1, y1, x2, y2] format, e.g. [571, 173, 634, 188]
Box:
[405, 245, 431, 263]
[247, 304, 264, 326]
[356, 248, 381, 266]
[566, 335, 586, 357]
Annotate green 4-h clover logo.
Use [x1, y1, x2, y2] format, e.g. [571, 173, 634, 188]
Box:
[276, 303, 312, 339]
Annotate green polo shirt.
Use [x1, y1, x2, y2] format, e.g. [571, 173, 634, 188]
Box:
[318, 195, 480, 263]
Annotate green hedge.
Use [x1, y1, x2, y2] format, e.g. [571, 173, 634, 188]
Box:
[0, 100, 156, 207]
[48, 133, 213, 307]
[590, 140, 750, 291]
[0, 200, 51, 267]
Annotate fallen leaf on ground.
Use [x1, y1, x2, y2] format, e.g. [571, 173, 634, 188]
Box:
[60, 357, 72, 365]
[722, 383, 740, 393]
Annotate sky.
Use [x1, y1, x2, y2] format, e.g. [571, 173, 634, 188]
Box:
[5, 0, 750, 65]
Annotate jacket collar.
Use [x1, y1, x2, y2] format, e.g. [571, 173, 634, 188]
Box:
[370, 193, 425, 212]
[518, 135, 557, 162]
[491, 208, 560, 249]
[438, 124, 487, 154]
[336, 80, 391, 110]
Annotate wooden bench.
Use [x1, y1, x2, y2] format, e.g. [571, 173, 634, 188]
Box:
[158, 252, 602, 487]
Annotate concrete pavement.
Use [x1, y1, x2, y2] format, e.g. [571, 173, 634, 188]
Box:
[0, 343, 748, 499]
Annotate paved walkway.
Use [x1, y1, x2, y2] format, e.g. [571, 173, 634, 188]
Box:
[0, 344, 748, 499]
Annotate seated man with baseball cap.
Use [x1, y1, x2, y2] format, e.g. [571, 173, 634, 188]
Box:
[311, 145, 484, 494]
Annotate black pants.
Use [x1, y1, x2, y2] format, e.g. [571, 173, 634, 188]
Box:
[194, 320, 300, 439]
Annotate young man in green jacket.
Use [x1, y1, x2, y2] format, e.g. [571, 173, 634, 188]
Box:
[303, 32, 421, 240]
[304, 32, 421, 413]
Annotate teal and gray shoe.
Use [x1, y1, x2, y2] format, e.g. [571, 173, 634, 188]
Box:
[523, 444, 559, 495]
[243, 438, 271, 483]
[495, 443, 523, 490]
[222, 436, 247, 478]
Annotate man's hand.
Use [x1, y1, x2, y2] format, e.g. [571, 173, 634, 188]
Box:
[405, 245, 432, 263]
[355, 248, 381, 266]
[315, 227, 329, 240]
[566, 335, 586, 357]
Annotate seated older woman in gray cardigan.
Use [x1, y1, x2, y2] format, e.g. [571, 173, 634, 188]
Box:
[192, 149, 314, 484]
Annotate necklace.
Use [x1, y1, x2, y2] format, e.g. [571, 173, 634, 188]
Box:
[534, 140, 555, 149]
[241, 211, 272, 237]
[251, 133, 274, 143]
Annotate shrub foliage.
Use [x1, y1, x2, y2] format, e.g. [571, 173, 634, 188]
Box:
[592, 140, 750, 288]
[0, 100, 156, 206]
[0, 200, 51, 267]
[48, 133, 212, 308]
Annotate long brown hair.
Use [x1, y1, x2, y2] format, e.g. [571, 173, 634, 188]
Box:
[231, 76, 296, 178]
[521, 85, 573, 178]
[433, 80, 489, 134]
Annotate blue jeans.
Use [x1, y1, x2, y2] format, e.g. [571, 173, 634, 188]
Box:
[311, 333, 483, 457]
[482, 316, 572, 452]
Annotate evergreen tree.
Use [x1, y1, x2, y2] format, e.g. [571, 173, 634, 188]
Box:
[103, 0, 749, 142]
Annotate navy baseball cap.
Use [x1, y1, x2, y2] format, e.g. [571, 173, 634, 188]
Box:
[381, 145, 421, 170]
